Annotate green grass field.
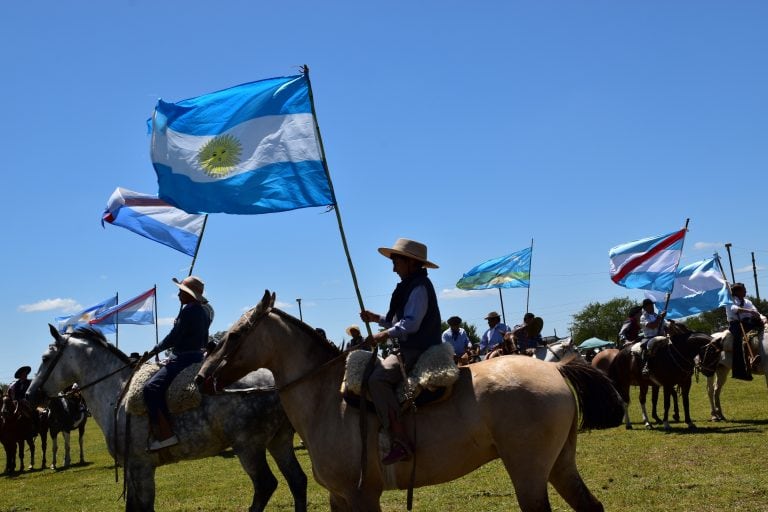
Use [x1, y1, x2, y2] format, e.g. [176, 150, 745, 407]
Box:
[2, 375, 768, 511]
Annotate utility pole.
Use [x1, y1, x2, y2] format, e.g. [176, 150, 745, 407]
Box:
[296, 298, 303, 321]
[725, 243, 736, 283]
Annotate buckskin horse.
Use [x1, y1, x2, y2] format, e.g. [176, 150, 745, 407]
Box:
[592, 322, 720, 431]
[26, 325, 307, 512]
[197, 291, 624, 512]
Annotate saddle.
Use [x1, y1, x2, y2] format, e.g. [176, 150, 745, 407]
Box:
[124, 362, 202, 416]
[342, 343, 460, 409]
[719, 329, 763, 373]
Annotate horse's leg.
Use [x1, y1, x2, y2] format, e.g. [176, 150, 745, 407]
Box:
[681, 379, 695, 430]
[266, 428, 307, 512]
[662, 386, 672, 431]
[706, 374, 718, 420]
[17, 439, 25, 471]
[651, 386, 662, 424]
[5, 442, 17, 473]
[78, 424, 85, 464]
[714, 365, 729, 421]
[638, 385, 652, 429]
[39, 425, 47, 469]
[62, 430, 71, 467]
[51, 432, 59, 469]
[125, 462, 156, 512]
[547, 428, 605, 512]
[233, 444, 278, 512]
[27, 436, 35, 470]
[671, 388, 680, 422]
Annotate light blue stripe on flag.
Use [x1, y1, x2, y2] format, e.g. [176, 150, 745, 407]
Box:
[90, 288, 155, 333]
[645, 257, 731, 319]
[56, 295, 118, 333]
[456, 247, 532, 290]
[609, 229, 686, 292]
[151, 73, 333, 215]
[103, 187, 204, 257]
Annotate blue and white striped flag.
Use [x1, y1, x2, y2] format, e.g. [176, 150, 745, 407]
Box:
[89, 287, 156, 333]
[151, 73, 333, 215]
[55, 295, 118, 334]
[102, 187, 205, 257]
[645, 257, 731, 319]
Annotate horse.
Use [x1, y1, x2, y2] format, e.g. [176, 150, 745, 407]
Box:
[45, 391, 88, 469]
[0, 396, 46, 473]
[592, 323, 721, 431]
[703, 329, 768, 421]
[26, 325, 307, 512]
[591, 349, 680, 429]
[533, 337, 581, 363]
[197, 291, 625, 512]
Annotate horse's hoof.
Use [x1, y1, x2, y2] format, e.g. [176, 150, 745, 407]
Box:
[687, 423, 697, 431]
[672, 415, 680, 423]
[710, 416, 721, 422]
[644, 423, 654, 430]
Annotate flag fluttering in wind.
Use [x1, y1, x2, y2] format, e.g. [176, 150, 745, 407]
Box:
[151, 73, 333, 214]
[55, 295, 118, 334]
[644, 257, 731, 319]
[89, 287, 156, 333]
[456, 247, 532, 290]
[102, 187, 205, 257]
[609, 229, 686, 292]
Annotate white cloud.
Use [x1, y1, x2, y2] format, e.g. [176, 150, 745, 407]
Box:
[693, 241, 722, 250]
[18, 298, 81, 313]
[440, 288, 497, 300]
[157, 316, 176, 327]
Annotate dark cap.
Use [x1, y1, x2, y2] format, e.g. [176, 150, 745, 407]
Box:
[447, 316, 462, 326]
[642, 298, 655, 307]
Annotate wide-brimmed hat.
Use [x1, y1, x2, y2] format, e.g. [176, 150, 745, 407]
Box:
[14, 366, 31, 379]
[485, 311, 501, 320]
[447, 316, 462, 326]
[628, 305, 643, 317]
[378, 238, 438, 269]
[172, 276, 208, 303]
[345, 325, 361, 336]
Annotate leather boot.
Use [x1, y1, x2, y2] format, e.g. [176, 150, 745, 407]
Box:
[148, 411, 179, 451]
[381, 410, 412, 465]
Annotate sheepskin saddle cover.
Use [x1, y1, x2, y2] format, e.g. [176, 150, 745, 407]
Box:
[343, 342, 459, 403]
[124, 362, 202, 416]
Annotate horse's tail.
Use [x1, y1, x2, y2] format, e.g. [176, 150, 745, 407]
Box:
[558, 359, 624, 430]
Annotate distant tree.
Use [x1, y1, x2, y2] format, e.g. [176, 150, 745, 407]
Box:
[209, 330, 227, 344]
[569, 297, 637, 344]
[0, 383, 7, 396]
[682, 309, 727, 334]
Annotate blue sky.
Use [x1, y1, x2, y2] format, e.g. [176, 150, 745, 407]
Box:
[3, 2, 767, 382]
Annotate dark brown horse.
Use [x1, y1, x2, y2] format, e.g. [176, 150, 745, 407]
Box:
[592, 323, 720, 431]
[0, 396, 47, 473]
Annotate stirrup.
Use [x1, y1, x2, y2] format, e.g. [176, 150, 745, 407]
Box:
[381, 439, 413, 465]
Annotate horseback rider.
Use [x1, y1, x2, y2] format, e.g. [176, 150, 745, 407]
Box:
[479, 311, 510, 356]
[512, 313, 544, 354]
[142, 276, 213, 451]
[619, 305, 643, 348]
[639, 299, 668, 377]
[360, 238, 441, 465]
[442, 316, 472, 363]
[7, 365, 40, 432]
[727, 282, 765, 381]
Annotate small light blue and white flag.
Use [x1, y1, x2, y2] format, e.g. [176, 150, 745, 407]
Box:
[89, 287, 156, 333]
[609, 229, 686, 292]
[645, 257, 731, 319]
[456, 247, 532, 290]
[151, 73, 334, 215]
[55, 295, 118, 334]
[102, 187, 205, 257]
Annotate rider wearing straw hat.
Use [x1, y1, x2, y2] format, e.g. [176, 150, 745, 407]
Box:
[143, 275, 213, 451]
[360, 238, 442, 465]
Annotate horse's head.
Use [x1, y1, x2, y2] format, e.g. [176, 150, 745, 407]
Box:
[27, 324, 78, 406]
[197, 290, 276, 394]
[697, 331, 726, 377]
[667, 321, 721, 374]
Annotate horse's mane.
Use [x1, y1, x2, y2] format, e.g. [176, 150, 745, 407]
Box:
[230, 301, 340, 356]
[69, 327, 132, 364]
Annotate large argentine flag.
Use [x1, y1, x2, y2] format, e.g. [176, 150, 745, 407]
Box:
[90, 287, 156, 333]
[645, 257, 731, 319]
[456, 247, 532, 290]
[151, 73, 334, 215]
[609, 229, 686, 292]
[55, 295, 118, 334]
[102, 187, 205, 257]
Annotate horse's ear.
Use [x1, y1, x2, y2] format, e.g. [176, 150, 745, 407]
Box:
[48, 323, 64, 345]
[260, 290, 271, 310]
[269, 292, 276, 309]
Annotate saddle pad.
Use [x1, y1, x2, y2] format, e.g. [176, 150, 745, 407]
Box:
[715, 329, 761, 354]
[124, 362, 203, 416]
[342, 342, 459, 397]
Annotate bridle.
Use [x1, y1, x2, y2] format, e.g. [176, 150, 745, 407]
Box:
[34, 334, 133, 399]
[696, 337, 723, 377]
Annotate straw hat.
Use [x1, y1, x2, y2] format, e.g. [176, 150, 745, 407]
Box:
[345, 325, 361, 336]
[172, 276, 208, 303]
[484, 311, 501, 320]
[14, 366, 31, 379]
[378, 238, 438, 269]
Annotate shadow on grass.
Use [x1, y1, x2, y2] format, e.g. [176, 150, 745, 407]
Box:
[52, 461, 95, 472]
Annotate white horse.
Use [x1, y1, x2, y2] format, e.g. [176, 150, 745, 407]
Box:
[26, 325, 307, 512]
[533, 338, 581, 363]
[704, 329, 768, 421]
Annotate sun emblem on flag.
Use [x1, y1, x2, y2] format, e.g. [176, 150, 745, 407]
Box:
[198, 134, 243, 177]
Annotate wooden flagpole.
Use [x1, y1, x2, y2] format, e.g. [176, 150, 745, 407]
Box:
[526, 238, 533, 314]
[752, 252, 760, 300]
[658, 219, 689, 335]
[115, 292, 120, 349]
[498, 289, 506, 326]
[188, 214, 208, 277]
[303, 65, 371, 336]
